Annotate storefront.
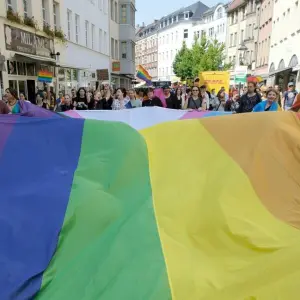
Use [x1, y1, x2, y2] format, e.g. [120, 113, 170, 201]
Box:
[2, 25, 57, 102]
[268, 55, 299, 90]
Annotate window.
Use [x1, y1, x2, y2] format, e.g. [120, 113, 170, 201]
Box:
[104, 31, 107, 53]
[130, 4, 135, 27]
[99, 29, 102, 52]
[23, 0, 29, 17]
[217, 7, 222, 19]
[240, 30, 244, 43]
[85, 20, 89, 47]
[42, 0, 47, 26]
[110, 0, 114, 20]
[75, 14, 80, 43]
[183, 29, 188, 39]
[91, 24, 95, 49]
[209, 27, 214, 37]
[111, 38, 114, 58]
[230, 33, 233, 46]
[121, 4, 127, 23]
[121, 41, 127, 58]
[114, 1, 117, 22]
[53, 2, 58, 30]
[234, 32, 237, 46]
[6, 0, 13, 10]
[115, 40, 118, 59]
[67, 10, 72, 40]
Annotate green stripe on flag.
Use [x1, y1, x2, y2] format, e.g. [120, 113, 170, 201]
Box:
[36, 120, 171, 300]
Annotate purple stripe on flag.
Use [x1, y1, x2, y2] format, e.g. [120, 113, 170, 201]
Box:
[180, 111, 232, 120]
[62, 110, 83, 118]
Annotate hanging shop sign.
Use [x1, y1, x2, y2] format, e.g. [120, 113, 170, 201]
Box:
[97, 69, 109, 81]
[4, 25, 54, 58]
[112, 61, 120, 72]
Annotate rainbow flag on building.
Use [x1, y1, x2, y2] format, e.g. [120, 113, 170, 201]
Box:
[38, 71, 53, 83]
[136, 65, 152, 85]
[1, 111, 300, 299]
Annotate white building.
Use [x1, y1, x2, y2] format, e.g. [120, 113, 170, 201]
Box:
[61, 0, 110, 92]
[268, 0, 300, 90]
[191, 3, 227, 45]
[110, 0, 136, 89]
[0, 0, 67, 100]
[157, 1, 209, 81]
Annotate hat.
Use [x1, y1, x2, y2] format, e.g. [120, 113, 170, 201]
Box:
[162, 85, 170, 90]
[288, 82, 295, 87]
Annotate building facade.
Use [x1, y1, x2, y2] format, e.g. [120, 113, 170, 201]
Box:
[157, 1, 209, 81]
[135, 22, 159, 80]
[243, 0, 259, 72]
[225, 0, 247, 82]
[268, 0, 300, 90]
[0, 0, 66, 100]
[61, 0, 110, 92]
[191, 3, 228, 45]
[254, 0, 274, 78]
[110, 0, 136, 89]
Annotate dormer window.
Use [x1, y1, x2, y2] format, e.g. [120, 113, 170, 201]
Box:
[184, 11, 189, 19]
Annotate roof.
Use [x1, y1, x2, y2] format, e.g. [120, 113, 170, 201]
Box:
[135, 22, 160, 39]
[160, 1, 209, 21]
[202, 2, 228, 16]
[227, 0, 246, 12]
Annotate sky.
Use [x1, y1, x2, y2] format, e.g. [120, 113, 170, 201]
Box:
[136, 0, 223, 26]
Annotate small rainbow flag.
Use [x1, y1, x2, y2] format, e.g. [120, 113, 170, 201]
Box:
[136, 65, 152, 85]
[38, 71, 53, 83]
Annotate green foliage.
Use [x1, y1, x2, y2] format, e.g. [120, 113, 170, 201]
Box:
[173, 36, 232, 80]
[172, 41, 193, 80]
[23, 16, 38, 30]
[6, 8, 22, 24]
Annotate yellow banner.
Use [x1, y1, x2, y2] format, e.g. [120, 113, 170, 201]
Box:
[199, 71, 230, 93]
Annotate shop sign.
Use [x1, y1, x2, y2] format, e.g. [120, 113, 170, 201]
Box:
[97, 69, 109, 81]
[4, 25, 54, 58]
[112, 61, 120, 72]
[234, 66, 247, 85]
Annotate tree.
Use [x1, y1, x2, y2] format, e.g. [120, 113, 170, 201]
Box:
[172, 41, 193, 80]
[173, 36, 232, 80]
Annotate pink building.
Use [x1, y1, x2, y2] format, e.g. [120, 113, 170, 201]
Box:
[254, 0, 274, 77]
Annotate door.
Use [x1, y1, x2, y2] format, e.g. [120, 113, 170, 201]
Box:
[27, 80, 36, 104]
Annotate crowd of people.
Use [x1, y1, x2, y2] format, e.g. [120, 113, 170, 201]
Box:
[0, 81, 299, 115]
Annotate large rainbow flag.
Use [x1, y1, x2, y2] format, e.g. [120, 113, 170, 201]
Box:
[1, 111, 300, 299]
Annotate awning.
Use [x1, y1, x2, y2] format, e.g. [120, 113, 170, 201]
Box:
[14, 53, 56, 65]
[269, 67, 293, 76]
[57, 63, 90, 70]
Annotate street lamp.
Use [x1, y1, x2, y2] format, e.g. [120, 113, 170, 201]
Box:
[238, 42, 248, 66]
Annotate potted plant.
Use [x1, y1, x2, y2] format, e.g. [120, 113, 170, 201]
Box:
[6, 8, 22, 24]
[24, 16, 38, 30]
[43, 23, 54, 37]
[54, 28, 67, 43]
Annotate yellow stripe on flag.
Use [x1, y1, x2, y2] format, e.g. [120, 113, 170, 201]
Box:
[141, 119, 300, 300]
